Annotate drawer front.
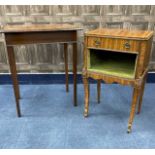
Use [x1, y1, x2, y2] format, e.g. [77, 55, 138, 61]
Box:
[87, 36, 140, 53]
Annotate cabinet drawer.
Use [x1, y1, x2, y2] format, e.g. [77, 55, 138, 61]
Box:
[87, 36, 140, 53]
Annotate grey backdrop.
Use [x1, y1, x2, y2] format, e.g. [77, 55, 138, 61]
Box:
[0, 5, 155, 73]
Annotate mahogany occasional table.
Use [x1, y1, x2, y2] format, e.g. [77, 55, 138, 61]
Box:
[2, 24, 82, 117]
[83, 28, 153, 133]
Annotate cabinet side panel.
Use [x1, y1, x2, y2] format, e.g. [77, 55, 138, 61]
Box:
[145, 37, 153, 70]
[136, 40, 148, 78]
[83, 36, 88, 70]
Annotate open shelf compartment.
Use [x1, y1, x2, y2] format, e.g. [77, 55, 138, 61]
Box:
[88, 49, 138, 79]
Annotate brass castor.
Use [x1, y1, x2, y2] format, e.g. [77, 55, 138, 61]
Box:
[84, 111, 88, 117]
[84, 107, 89, 117]
[127, 125, 132, 133]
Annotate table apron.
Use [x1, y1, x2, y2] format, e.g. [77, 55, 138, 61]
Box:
[4, 31, 77, 46]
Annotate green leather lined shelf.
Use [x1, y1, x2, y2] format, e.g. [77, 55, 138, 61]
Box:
[88, 49, 137, 79]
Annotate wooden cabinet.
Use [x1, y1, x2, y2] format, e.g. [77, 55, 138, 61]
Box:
[83, 28, 153, 133]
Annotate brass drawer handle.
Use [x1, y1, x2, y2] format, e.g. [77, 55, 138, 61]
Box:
[94, 39, 101, 46]
[124, 42, 131, 49]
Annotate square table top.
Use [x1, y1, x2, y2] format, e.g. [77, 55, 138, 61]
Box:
[85, 28, 154, 40]
[1, 24, 82, 33]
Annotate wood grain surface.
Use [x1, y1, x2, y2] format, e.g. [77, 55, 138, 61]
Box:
[2, 24, 82, 33]
[85, 28, 153, 40]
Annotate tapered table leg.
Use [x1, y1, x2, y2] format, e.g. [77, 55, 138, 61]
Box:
[97, 80, 101, 103]
[137, 75, 147, 114]
[64, 43, 69, 92]
[127, 87, 140, 133]
[83, 77, 89, 117]
[7, 46, 21, 117]
[73, 42, 77, 106]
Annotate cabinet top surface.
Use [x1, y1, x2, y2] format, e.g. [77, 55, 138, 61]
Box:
[85, 28, 154, 40]
[2, 24, 82, 33]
